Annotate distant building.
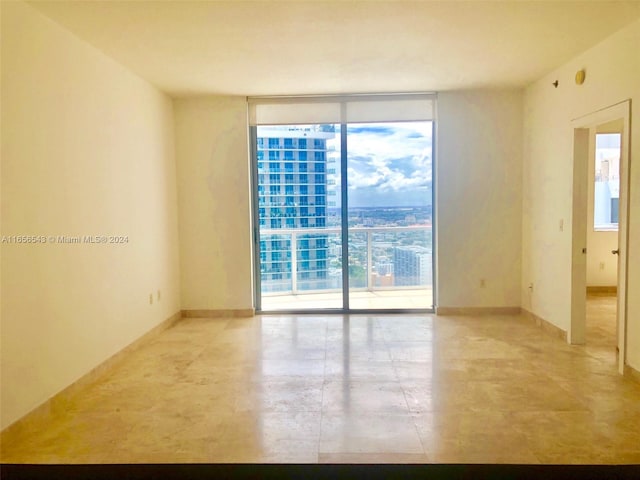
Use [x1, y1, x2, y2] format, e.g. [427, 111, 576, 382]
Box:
[393, 245, 432, 286]
[594, 134, 621, 227]
[371, 269, 394, 287]
[372, 273, 394, 287]
[257, 127, 333, 292]
[375, 261, 394, 276]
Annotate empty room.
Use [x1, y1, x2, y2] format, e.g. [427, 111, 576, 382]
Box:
[1, 0, 640, 468]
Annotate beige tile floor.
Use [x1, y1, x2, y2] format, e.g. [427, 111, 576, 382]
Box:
[2, 296, 639, 464]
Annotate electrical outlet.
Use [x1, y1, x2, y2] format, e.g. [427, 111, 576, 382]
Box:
[149, 293, 153, 305]
[599, 262, 605, 270]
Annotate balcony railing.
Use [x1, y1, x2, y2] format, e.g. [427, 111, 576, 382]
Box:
[259, 225, 432, 296]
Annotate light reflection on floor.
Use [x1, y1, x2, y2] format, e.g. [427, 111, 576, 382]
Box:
[2, 295, 639, 464]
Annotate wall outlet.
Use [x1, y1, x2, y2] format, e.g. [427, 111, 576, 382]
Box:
[599, 262, 605, 270]
[149, 293, 153, 305]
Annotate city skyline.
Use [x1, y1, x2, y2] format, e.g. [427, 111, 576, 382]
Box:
[328, 121, 433, 208]
[255, 122, 433, 211]
[256, 123, 433, 296]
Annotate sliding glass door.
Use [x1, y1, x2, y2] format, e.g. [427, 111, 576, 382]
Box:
[254, 124, 343, 310]
[250, 95, 435, 312]
[347, 122, 433, 309]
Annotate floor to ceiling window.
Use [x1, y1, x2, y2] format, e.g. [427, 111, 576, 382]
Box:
[249, 95, 435, 312]
[253, 123, 343, 310]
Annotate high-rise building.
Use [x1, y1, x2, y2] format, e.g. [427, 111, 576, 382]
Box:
[257, 127, 334, 292]
[393, 245, 432, 286]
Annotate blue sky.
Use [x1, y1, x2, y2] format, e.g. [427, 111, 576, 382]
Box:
[258, 122, 433, 208]
[337, 122, 432, 207]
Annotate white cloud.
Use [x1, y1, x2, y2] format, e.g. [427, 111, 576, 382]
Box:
[345, 122, 432, 195]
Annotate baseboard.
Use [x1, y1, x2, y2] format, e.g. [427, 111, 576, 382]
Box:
[0, 310, 182, 441]
[522, 308, 568, 341]
[624, 364, 640, 384]
[181, 308, 255, 318]
[436, 306, 521, 316]
[586, 286, 617, 295]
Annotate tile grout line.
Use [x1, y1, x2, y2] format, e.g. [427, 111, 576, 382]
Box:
[317, 315, 331, 461]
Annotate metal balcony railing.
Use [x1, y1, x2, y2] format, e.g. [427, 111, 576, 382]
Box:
[259, 225, 432, 296]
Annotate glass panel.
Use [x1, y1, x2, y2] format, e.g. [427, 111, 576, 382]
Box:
[594, 133, 620, 231]
[347, 122, 433, 309]
[257, 125, 342, 310]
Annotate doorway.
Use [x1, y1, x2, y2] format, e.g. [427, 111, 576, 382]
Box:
[586, 124, 622, 358]
[571, 100, 630, 374]
[248, 95, 436, 313]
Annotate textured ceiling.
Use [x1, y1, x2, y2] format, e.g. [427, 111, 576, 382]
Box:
[29, 0, 640, 97]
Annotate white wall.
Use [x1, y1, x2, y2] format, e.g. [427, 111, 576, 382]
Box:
[1, 2, 181, 429]
[587, 229, 619, 287]
[522, 19, 640, 369]
[436, 90, 523, 308]
[174, 97, 253, 311]
[173, 91, 523, 312]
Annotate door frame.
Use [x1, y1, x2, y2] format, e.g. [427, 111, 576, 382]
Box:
[570, 100, 631, 374]
[249, 121, 436, 314]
